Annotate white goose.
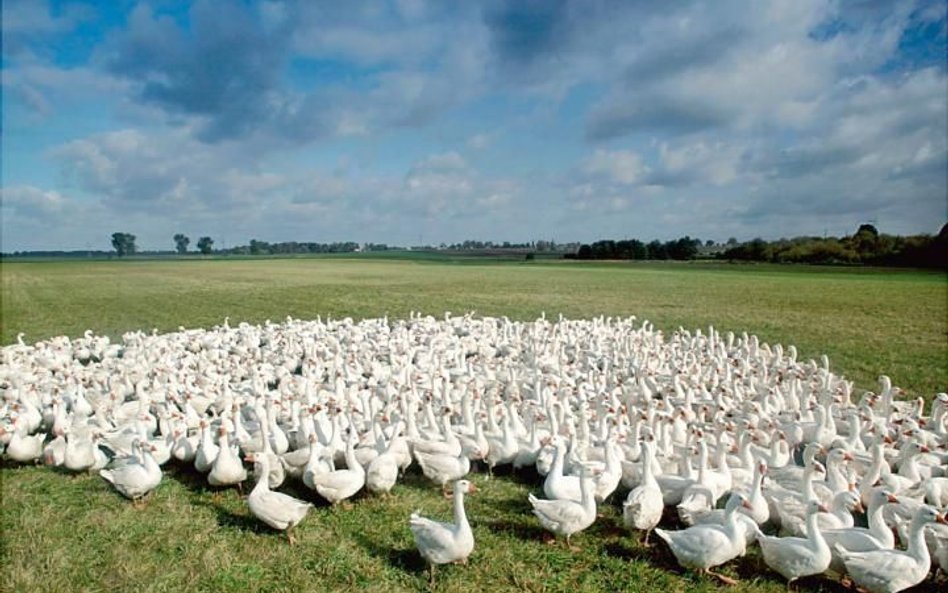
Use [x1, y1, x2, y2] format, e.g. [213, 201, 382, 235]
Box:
[529, 467, 597, 549]
[756, 500, 832, 585]
[63, 426, 98, 473]
[417, 443, 479, 489]
[208, 425, 247, 490]
[245, 452, 312, 544]
[366, 431, 401, 495]
[823, 489, 898, 575]
[681, 459, 769, 544]
[309, 430, 365, 505]
[655, 493, 754, 585]
[409, 479, 477, 585]
[622, 441, 663, 544]
[99, 439, 162, 504]
[5, 418, 45, 463]
[542, 438, 583, 502]
[836, 504, 947, 593]
[193, 419, 219, 474]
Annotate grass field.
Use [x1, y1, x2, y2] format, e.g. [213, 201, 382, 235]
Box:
[2, 257, 946, 593]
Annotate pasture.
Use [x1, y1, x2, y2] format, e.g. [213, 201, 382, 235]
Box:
[1, 257, 946, 593]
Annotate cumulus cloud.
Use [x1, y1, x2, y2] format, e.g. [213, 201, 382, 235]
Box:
[0, 185, 67, 220]
[582, 149, 649, 185]
[51, 128, 286, 218]
[99, 0, 299, 143]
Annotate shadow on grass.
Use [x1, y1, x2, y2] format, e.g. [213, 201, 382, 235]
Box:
[480, 516, 549, 543]
[348, 527, 429, 586]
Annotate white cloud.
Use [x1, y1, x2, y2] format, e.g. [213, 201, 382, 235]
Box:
[0, 185, 66, 219]
[582, 149, 648, 185]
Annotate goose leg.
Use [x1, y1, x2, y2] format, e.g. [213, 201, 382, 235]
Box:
[641, 529, 652, 547]
[704, 568, 737, 586]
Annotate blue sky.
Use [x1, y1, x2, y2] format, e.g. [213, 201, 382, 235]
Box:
[2, 0, 946, 251]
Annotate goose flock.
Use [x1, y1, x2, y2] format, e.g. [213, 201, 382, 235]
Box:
[2, 313, 947, 591]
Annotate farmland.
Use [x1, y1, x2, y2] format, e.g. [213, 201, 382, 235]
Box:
[1, 257, 946, 593]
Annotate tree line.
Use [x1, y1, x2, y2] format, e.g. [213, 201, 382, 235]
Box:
[568, 236, 705, 261]
[567, 224, 947, 269]
[718, 224, 947, 268]
[10, 226, 943, 270]
[110, 233, 213, 256]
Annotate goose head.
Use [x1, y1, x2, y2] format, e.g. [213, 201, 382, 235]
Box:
[445, 479, 477, 498]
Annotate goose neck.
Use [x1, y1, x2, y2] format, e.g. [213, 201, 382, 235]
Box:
[906, 515, 933, 563]
[867, 498, 895, 547]
[453, 489, 470, 530]
[252, 456, 271, 494]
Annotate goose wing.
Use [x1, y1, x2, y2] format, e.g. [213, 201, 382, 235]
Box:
[409, 513, 456, 563]
[528, 494, 586, 531]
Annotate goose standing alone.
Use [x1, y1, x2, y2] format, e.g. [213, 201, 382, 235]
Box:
[409, 479, 477, 585]
[245, 453, 312, 544]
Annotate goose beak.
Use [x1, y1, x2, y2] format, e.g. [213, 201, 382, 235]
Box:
[741, 499, 754, 511]
[468, 484, 478, 494]
[853, 501, 865, 513]
[919, 445, 931, 454]
[886, 494, 899, 504]
[937, 513, 948, 525]
[244, 453, 256, 463]
[842, 452, 854, 461]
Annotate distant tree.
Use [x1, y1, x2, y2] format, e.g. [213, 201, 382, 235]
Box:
[173, 233, 190, 254]
[664, 236, 700, 260]
[705, 239, 715, 247]
[249, 239, 269, 255]
[197, 236, 214, 255]
[646, 240, 666, 260]
[726, 237, 738, 246]
[111, 232, 136, 257]
[851, 224, 882, 260]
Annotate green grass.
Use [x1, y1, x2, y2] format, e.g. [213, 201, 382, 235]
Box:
[1, 258, 945, 592]
[2, 258, 944, 396]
